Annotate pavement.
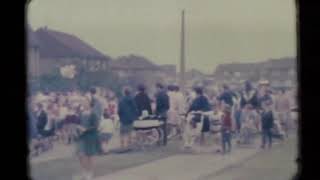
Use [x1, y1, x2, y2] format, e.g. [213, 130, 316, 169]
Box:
[31, 143, 75, 164]
[202, 135, 298, 180]
[31, 129, 122, 164]
[94, 148, 261, 180]
[94, 133, 297, 180]
[30, 130, 298, 180]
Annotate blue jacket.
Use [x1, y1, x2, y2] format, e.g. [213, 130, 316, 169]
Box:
[218, 90, 236, 106]
[155, 90, 170, 115]
[261, 110, 274, 130]
[188, 95, 211, 113]
[118, 95, 138, 125]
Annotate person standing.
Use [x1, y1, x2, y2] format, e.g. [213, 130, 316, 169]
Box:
[234, 101, 242, 136]
[75, 103, 100, 180]
[57, 103, 68, 144]
[90, 88, 103, 122]
[35, 103, 49, 151]
[260, 100, 275, 149]
[118, 87, 138, 149]
[239, 104, 258, 145]
[257, 81, 273, 110]
[174, 85, 186, 139]
[218, 84, 236, 108]
[240, 81, 259, 109]
[134, 84, 152, 117]
[275, 89, 291, 138]
[98, 110, 115, 154]
[187, 87, 211, 146]
[167, 85, 180, 139]
[221, 105, 233, 154]
[155, 83, 170, 145]
[28, 101, 39, 156]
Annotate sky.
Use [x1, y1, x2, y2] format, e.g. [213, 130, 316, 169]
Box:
[28, 0, 296, 74]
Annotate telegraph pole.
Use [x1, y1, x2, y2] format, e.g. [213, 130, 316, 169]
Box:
[179, 9, 186, 93]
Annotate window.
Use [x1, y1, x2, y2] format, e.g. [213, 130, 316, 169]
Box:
[234, 72, 241, 77]
[223, 71, 229, 76]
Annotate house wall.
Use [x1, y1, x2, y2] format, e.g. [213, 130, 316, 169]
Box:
[27, 47, 40, 77]
[37, 57, 109, 75]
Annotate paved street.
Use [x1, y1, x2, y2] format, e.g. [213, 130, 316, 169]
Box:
[30, 131, 298, 180]
[201, 135, 298, 180]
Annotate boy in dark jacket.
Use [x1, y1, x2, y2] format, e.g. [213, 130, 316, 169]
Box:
[155, 83, 170, 145]
[118, 87, 138, 149]
[260, 100, 274, 149]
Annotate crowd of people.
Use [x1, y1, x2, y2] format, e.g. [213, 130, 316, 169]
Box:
[27, 80, 298, 180]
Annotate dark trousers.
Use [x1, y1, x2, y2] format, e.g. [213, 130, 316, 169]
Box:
[158, 112, 168, 146]
[221, 129, 231, 153]
[261, 128, 272, 148]
[236, 119, 242, 134]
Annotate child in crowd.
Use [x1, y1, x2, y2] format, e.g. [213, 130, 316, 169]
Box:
[221, 105, 232, 154]
[260, 100, 275, 149]
[239, 104, 257, 145]
[98, 110, 115, 154]
[211, 106, 223, 153]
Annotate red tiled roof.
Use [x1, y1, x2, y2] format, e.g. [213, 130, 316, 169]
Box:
[35, 27, 110, 60]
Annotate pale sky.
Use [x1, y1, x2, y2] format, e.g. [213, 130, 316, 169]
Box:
[28, 0, 296, 74]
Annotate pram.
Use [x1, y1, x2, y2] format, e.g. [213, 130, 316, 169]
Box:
[133, 115, 164, 150]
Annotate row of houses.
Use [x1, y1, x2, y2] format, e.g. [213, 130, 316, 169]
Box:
[27, 26, 111, 77]
[27, 26, 177, 86]
[212, 57, 297, 89]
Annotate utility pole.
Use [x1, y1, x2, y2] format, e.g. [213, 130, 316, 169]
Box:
[179, 9, 186, 93]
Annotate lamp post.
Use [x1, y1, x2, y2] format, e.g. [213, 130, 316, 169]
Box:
[179, 9, 186, 94]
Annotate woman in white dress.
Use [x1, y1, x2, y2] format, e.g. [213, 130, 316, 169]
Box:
[167, 85, 180, 139]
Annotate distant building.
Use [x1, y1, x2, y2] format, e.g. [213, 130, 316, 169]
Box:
[110, 55, 177, 87]
[28, 26, 111, 76]
[213, 57, 297, 89]
[27, 25, 40, 77]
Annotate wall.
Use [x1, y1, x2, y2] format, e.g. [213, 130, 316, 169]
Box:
[27, 47, 41, 77]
